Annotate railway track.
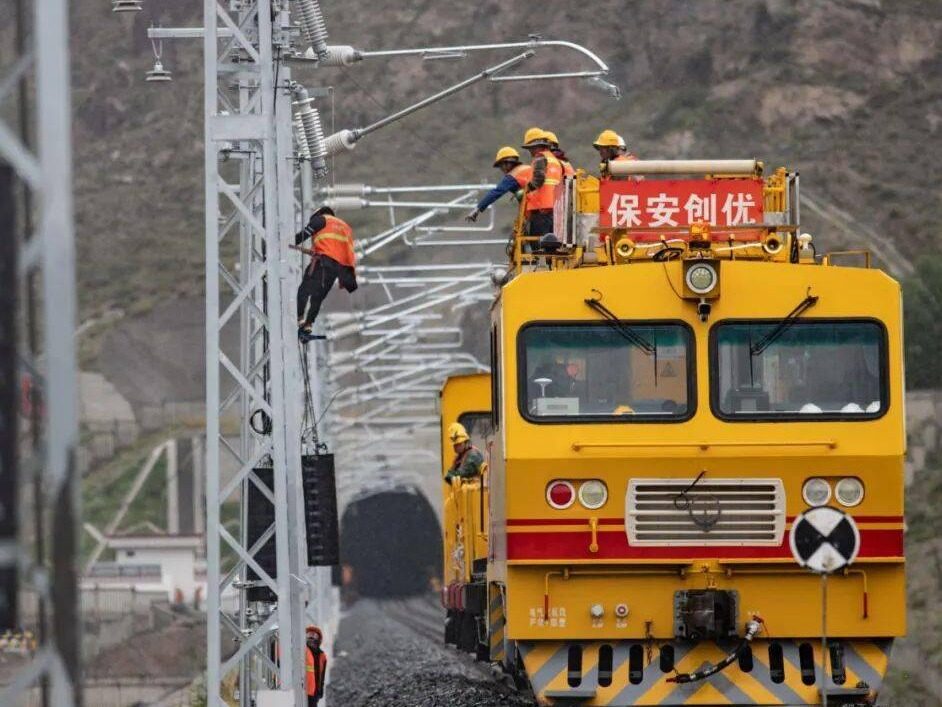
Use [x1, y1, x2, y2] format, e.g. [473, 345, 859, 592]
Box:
[329, 597, 534, 706]
[382, 595, 445, 645]
[381, 594, 532, 701]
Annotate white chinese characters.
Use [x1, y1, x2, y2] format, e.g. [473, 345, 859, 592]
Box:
[721, 192, 757, 226]
[606, 194, 642, 228]
[684, 193, 716, 224]
[606, 191, 758, 227]
[646, 193, 680, 227]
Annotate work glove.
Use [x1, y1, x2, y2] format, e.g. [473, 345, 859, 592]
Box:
[526, 181, 537, 192]
[465, 209, 480, 223]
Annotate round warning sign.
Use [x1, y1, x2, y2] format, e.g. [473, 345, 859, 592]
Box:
[789, 506, 860, 574]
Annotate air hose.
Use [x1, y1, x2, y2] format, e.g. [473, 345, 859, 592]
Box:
[667, 618, 763, 684]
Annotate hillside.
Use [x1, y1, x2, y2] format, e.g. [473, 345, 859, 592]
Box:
[2, 3, 940, 701]
[54, 0, 942, 324]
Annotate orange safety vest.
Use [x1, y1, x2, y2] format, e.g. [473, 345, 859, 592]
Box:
[305, 647, 328, 697]
[509, 163, 533, 190]
[312, 215, 356, 268]
[526, 150, 563, 212]
[606, 152, 641, 182]
[552, 150, 575, 178]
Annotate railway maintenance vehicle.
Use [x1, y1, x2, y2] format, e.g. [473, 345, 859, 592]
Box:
[441, 158, 904, 706]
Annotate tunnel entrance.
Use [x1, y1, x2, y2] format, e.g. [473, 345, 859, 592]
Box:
[339, 488, 442, 598]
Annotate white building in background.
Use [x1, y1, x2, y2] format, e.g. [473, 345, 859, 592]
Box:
[87, 535, 204, 605]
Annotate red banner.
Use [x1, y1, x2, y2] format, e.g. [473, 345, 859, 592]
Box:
[599, 178, 765, 241]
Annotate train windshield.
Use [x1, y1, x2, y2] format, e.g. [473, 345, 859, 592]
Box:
[520, 323, 693, 421]
[713, 320, 886, 419]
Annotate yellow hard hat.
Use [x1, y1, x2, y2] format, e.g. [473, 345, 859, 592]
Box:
[492, 146, 521, 167]
[447, 422, 470, 444]
[521, 127, 551, 149]
[543, 130, 560, 147]
[593, 129, 626, 149]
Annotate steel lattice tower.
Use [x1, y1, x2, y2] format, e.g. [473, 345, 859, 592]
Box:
[0, 0, 81, 704]
[203, 2, 310, 703]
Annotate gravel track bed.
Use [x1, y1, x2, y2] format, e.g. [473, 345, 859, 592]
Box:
[328, 596, 534, 707]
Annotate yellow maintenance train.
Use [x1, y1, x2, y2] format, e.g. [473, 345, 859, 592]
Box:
[441, 159, 904, 706]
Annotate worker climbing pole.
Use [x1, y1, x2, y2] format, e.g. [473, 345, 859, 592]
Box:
[292, 206, 359, 344]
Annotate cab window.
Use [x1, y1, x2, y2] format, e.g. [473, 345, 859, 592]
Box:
[711, 320, 886, 420]
[457, 412, 493, 448]
[518, 322, 694, 422]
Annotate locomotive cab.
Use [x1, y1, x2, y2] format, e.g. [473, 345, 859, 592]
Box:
[482, 160, 905, 706]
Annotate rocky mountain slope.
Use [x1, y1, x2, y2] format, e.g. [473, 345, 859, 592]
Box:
[5, 0, 934, 323]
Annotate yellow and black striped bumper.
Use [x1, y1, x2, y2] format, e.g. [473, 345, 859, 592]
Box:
[520, 639, 891, 705]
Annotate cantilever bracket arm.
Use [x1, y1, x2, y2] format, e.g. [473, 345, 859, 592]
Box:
[359, 38, 617, 94]
[359, 37, 609, 73]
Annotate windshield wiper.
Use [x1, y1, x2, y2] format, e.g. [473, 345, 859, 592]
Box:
[584, 297, 655, 355]
[750, 291, 819, 356]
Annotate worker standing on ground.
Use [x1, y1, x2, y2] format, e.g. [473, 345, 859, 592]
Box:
[593, 129, 637, 176]
[294, 206, 358, 343]
[544, 130, 575, 177]
[520, 127, 563, 240]
[305, 626, 328, 706]
[465, 147, 532, 222]
[444, 423, 485, 481]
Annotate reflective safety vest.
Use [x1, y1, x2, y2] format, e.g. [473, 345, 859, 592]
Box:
[553, 150, 576, 178]
[526, 151, 563, 212]
[509, 163, 533, 190]
[306, 647, 328, 696]
[313, 215, 356, 268]
[607, 153, 641, 181]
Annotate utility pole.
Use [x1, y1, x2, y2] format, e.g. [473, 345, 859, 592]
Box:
[0, 0, 80, 705]
[203, 2, 308, 704]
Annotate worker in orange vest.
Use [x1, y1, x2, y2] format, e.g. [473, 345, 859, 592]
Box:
[465, 146, 532, 222]
[544, 130, 575, 177]
[295, 206, 358, 343]
[520, 127, 563, 242]
[305, 625, 328, 706]
[593, 129, 638, 176]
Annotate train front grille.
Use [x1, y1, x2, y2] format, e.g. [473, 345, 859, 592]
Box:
[626, 478, 785, 546]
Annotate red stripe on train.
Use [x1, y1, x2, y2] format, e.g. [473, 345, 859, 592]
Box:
[506, 528, 903, 561]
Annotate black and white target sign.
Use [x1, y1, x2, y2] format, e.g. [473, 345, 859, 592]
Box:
[789, 507, 860, 574]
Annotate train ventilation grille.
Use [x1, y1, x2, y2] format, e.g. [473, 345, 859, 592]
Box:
[626, 478, 785, 546]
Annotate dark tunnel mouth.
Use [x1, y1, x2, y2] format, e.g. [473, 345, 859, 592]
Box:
[339, 488, 442, 599]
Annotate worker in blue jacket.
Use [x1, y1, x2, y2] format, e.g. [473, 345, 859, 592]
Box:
[465, 147, 533, 222]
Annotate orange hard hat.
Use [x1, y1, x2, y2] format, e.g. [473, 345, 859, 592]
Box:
[306, 626, 323, 639]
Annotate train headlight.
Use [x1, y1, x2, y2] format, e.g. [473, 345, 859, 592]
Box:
[578, 480, 608, 509]
[546, 480, 575, 509]
[685, 263, 718, 295]
[801, 477, 831, 507]
[835, 477, 864, 507]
